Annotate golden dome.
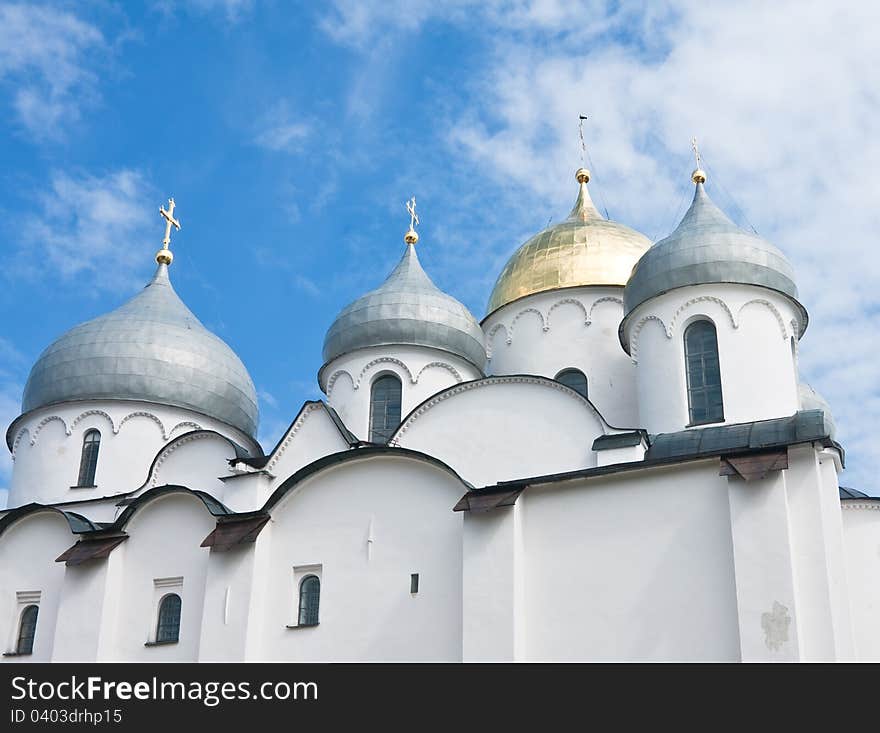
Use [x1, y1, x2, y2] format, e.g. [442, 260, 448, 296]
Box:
[485, 170, 651, 317]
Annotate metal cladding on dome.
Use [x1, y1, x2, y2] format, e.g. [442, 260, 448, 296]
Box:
[321, 240, 487, 375]
[623, 176, 804, 324]
[21, 264, 259, 438]
[485, 169, 652, 317]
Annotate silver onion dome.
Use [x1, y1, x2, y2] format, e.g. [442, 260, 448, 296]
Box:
[21, 263, 259, 438]
[321, 241, 487, 379]
[623, 176, 805, 329]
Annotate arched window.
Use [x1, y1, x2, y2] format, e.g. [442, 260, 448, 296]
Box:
[298, 575, 320, 626]
[684, 320, 724, 425]
[156, 593, 182, 643]
[76, 429, 101, 487]
[16, 605, 38, 655]
[369, 374, 402, 443]
[556, 368, 588, 398]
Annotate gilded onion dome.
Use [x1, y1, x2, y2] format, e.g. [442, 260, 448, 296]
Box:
[19, 263, 259, 439]
[623, 171, 806, 330]
[321, 238, 487, 380]
[485, 169, 652, 317]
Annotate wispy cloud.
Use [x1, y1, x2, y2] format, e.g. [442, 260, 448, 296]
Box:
[153, 0, 254, 23]
[0, 2, 107, 139]
[320, 0, 880, 490]
[253, 103, 311, 153]
[17, 169, 156, 293]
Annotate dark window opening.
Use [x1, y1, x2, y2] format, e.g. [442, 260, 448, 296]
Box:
[298, 575, 320, 626]
[16, 605, 38, 655]
[685, 320, 724, 425]
[556, 368, 588, 399]
[76, 429, 101, 487]
[410, 573, 419, 594]
[369, 374, 402, 443]
[156, 593, 182, 643]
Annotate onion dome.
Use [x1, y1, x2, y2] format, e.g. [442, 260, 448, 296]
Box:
[321, 232, 487, 380]
[20, 263, 259, 438]
[624, 169, 806, 330]
[485, 168, 652, 317]
[799, 382, 836, 440]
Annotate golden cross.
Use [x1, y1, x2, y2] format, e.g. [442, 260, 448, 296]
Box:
[691, 137, 702, 169]
[406, 196, 419, 231]
[159, 198, 181, 249]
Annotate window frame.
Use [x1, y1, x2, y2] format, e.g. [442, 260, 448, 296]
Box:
[74, 429, 101, 488]
[14, 604, 39, 656]
[684, 319, 725, 427]
[153, 592, 182, 645]
[368, 372, 403, 443]
[555, 368, 588, 399]
[297, 575, 321, 627]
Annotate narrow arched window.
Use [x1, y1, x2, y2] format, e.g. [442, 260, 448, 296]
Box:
[556, 368, 588, 398]
[369, 374, 402, 443]
[156, 593, 182, 643]
[298, 575, 320, 626]
[76, 429, 101, 487]
[16, 605, 38, 655]
[685, 320, 724, 425]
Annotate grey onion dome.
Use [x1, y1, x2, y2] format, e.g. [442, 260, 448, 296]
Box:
[623, 181, 805, 328]
[321, 242, 487, 377]
[799, 382, 837, 440]
[21, 264, 259, 438]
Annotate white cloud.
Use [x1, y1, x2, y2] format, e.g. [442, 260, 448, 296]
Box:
[321, 0, 880, 490]
[18, 169, 156, 293]
[0, 3, 106, 138]
[252, 103, 311, 153]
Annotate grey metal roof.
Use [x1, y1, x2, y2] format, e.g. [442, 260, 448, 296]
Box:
[321, 243, 487, 376]
[799, 383, 836, 440]
[20, 264, 259, 438]
[623, 182, 806, 328]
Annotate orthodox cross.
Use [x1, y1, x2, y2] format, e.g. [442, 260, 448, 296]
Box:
[578, 114, 589, 165]
[160, 198, 181, 249]
[691, 137, 702, 170]
[406, 196, 419, 231]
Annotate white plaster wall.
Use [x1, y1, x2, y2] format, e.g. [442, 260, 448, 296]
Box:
[257, 454, 464, 661]
[393, 377, 605, 487]
[623, 284, 802, 434]
[483, 287, 638, 427]
[516, 462, 741, 660]
[0, 513, 70, 662]
[841, 502, 880, 661]
[321, 345, 482, 441]
[104, 493, 215, 661]
[6, 400, 260, 509]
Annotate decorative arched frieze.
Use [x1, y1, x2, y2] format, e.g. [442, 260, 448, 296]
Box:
[546, 298, 589, 330]
[669, 296, 737, 336]
[325, 369, 355, 396]
[390, 375, 603, 446]
[737, 299, 790, 340]
[168, 421, 203, 438]
[585, 296, 624, 325]
[354, 357, 416, 389]
[265, 402, 323, 473]
[11, 428, 30, 458]
[414, 361, 463, 384]
[628, 315, 671, 363]
[117, 411, 168, 439]
[148, 431, 222, 488]
[69, 409, 116, 435]
[485, 323, 510, 357]
[30, 415, 68, 446]
[509, 307, 547, 337]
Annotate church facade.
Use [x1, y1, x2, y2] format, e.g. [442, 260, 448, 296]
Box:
[1, 163, 878, 662]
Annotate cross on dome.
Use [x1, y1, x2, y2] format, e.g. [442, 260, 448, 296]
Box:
[156, 197, 182, 265]
[405, 196, 419, 245]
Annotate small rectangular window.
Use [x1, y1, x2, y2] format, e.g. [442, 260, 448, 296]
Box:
[410, 573, 419, 594]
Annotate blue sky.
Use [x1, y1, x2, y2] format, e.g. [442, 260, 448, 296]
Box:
[1, 1, 878, 501]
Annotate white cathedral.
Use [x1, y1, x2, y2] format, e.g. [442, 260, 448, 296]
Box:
[1, 160, 878, 663]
